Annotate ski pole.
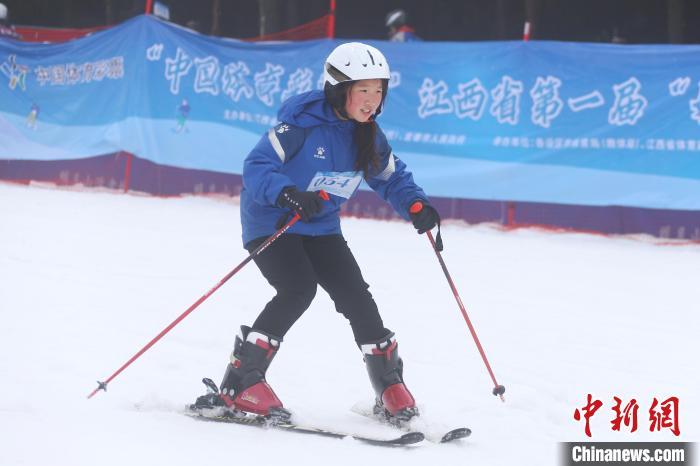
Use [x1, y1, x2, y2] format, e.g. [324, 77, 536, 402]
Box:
[87, 190, 329, 399]
[410, 201, 506, 402]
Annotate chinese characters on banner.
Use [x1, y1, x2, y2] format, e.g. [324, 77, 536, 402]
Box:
[157, 44, 700, 128]
[574, 394, 681, 438]
[148, 43, 700, 153]
[1, 54, 125, 91]
[159, 45, 319, 107]
[416, 75, 700, 127]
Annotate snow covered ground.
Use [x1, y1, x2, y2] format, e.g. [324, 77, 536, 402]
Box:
[1, 181, 698, 465]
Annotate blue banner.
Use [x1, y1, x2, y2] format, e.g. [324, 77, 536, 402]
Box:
[1, 15, 699, 210]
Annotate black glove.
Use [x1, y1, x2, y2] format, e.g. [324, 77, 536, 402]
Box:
[276, 187, 324, 222]
[409, 200, 440, 234]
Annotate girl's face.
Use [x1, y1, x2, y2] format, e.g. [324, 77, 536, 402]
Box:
[344, 79, 384, 123]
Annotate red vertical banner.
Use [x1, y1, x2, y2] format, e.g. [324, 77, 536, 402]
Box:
[328, 0, 336, 38]
[123, 152, 133, 193]
[145, 0, 153, 15]
[506, 202, 516, 227]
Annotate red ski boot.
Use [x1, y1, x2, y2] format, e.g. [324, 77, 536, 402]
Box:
[360, 332, 418, 424]
[218, 326, 289, 419]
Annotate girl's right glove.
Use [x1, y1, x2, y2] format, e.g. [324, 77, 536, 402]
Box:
[276, 187, 324, 222]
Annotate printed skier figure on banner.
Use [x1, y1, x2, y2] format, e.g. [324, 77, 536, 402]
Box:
[174, 99, 190, 133]
[26, 102, 39, 130]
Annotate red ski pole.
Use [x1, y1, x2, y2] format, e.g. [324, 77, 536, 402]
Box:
[87, 190, 330, 399]
[410, 201, 506, 402]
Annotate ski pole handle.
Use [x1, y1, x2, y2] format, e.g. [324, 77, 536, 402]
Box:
[409, 201, 423, 215]
[275, 189, 330, 229]
[410, 201, 443, 250]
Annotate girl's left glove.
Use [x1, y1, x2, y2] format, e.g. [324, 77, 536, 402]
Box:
[409, 200, 440, 234]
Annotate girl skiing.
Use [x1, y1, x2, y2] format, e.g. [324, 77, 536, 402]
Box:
[201, 42, 440, 424]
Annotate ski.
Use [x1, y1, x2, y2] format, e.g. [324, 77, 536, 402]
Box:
[184, 408, 425, 447]
[436, 427, 472, 443]
[351, 404, 471, 443]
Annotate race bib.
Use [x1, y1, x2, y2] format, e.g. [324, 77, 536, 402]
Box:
[307, 171, 362, 199]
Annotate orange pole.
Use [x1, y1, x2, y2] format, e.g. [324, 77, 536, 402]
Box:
[507, 202, 515, 227]
[123, 152, 133, 193]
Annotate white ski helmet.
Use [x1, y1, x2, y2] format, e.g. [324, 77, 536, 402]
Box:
[323, 42, 390, 117]
[323, 42, 390, 87]
[0, 3, 8, 21]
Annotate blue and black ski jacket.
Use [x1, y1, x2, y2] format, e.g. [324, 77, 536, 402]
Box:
[240, 90, 428, 245]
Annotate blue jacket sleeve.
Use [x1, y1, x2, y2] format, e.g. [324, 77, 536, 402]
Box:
[242, 123, 306, 206]
[366, 128, 428, 220]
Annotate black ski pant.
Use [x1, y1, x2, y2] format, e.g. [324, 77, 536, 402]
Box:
[245, 234, 389, 343]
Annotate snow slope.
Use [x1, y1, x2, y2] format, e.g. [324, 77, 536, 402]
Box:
[0, 182, 698, 465]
